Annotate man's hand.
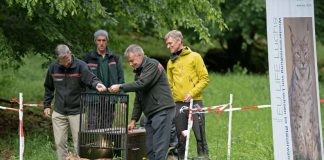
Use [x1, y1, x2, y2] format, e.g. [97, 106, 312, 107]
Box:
[128, 120, 136, 132]
[96, 83, 107, 92]
[184, 93, 192, 102]
[121, 103, 128, 109]
[181, 130, 189, 137]
[108, 84, 121, 93]
[44, 108, 51, 117]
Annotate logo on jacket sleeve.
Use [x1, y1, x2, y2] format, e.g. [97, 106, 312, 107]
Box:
[108, 61, 117, 66]
[87, 63, 98, 70]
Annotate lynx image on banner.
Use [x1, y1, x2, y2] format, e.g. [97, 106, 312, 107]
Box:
[284, 17, 321, 160]
[266, 0, 323, 159]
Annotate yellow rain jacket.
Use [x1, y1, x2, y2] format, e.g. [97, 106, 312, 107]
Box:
[167, 47, 209, 102]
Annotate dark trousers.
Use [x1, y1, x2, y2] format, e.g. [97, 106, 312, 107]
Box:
[140, 114, 178, 149]
[175, 101, 209, 159]
[145, 107, 176, 160]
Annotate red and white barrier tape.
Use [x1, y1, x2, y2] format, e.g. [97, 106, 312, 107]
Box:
[223, 105, 271, 112]
[179, 103, 229, 113]
[0, 106, 20, 112]
[0, 95, 322, 160]
[23, 104, 44, 107]
[179, 99, 324, 114]
[0, 94, 25, 160]
[5, 98, 43, 107]
[180, 104, 271, 114]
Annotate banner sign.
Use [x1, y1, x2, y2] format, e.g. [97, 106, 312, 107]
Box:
[266, 0, 323, 159]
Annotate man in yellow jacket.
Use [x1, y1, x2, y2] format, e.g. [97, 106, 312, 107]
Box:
[165, 30, 209, 159]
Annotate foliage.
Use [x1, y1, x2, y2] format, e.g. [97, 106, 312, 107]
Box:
[315, 0, 324, 44]
[231, 62, 248, 75]
[123, 0, 226, 40]
[317, 59, 324, 82]
[205, 0, 267, 73]
[0, 28, 18, 69]
[205, 0, 323, 73]
[216, 0, 266, 45]
[0, 0, 226, 69]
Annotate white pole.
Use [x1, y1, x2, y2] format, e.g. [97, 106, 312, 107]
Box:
[184, 99, 194, 160]
[19, 93, 24, 160]
[227, 94, 233, 160]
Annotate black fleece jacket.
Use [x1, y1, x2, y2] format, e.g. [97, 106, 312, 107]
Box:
[121, 56, 175, 121]
[43, 55, 101, 115]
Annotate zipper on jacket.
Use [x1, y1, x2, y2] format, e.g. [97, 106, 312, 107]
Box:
[64, 68, 67, 115]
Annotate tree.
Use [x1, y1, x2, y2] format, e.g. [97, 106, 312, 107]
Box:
[205, 0, 324, 73]
[204, 0, 267, 73]
[314, 0, 324, 44]
[0, 0, 226, 69]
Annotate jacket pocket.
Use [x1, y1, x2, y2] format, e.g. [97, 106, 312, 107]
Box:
[53, 77, 65, 88]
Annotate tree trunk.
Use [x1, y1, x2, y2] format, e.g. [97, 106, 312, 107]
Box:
[226, 35, 244, 71]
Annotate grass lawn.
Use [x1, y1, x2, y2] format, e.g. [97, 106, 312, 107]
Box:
[1, 42, 324, 159]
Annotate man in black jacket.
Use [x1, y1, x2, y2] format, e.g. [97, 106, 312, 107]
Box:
[43, 44, 106, 160]
[109, 44, 176, 160]
[83, 29, 125, 129]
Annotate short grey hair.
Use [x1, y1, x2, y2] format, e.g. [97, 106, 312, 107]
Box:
[164, 30, 183, 42]
[124, 44, 144, 57]
[94, 29, 109, 43]
[55, 44, 71, 57]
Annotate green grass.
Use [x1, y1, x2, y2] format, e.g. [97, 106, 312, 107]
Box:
[0, 53, 47, 102]
[1, 50, 324, 159]
[186, 74, 272, 159]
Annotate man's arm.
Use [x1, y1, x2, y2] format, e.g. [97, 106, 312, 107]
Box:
[128, 95, 142, 131]
[166, 60, 174, 94]
[116, 56, 125, 84]
[43, 68, 54, 117]
[128, 94, 142, 131]
[122, 62, 161, 92]
[189, 54, 209, 97]
[80, 62, 106, 91]
[109, 62, 161, 93]
[131, 94, 142, 122]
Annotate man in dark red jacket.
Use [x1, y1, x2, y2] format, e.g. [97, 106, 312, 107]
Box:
[43, 44, 106, 160]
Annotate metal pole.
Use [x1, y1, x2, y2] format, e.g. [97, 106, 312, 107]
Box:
[227, 94, 233, 160]
[19, 93, 24, 160]
[184, 99, 193, 160]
